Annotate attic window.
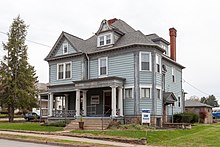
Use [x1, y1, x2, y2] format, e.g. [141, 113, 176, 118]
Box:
[98, 33, 112, 47]
[63, 43, 68, 54]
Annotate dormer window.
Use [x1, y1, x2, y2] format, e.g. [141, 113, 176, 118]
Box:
[97, 33, 112, 47]
[63, 43, 68, 54]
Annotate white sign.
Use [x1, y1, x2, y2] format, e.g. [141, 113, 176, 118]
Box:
[141, 109, 151, 124]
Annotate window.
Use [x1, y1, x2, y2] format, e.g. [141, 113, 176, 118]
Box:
[156, 89, 161, 99]
[141, 88, 150, 98]
[58, 64, 64, 79]
[57, 62, 72, 80]
[125, 88, 132, 98]
[99, 36, 104, 46]
[156, 54, 161, 73]
[140, 52, 151, 71]
[63, 43, 68, 54]
[98, 57, 108, 76]
[178, 96, 181, 107]
[65, 63, 71, 79]
[172, 67, 176, 82]
[91, 95, 99, 104]
[98, 33, 112, 47]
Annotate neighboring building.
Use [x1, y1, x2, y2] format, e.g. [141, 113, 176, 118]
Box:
[185, 100, 213, 124]
[45, 18, 185, 127]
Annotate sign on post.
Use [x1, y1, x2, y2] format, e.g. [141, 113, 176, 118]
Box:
[141, 109, 151, 124]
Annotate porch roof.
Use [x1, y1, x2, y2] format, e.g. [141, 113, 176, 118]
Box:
[73, 76, 126, 89]
[163, 92, 177, 105]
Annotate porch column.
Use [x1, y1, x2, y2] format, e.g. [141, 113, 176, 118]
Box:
[64, 94, 69, 111]
[49, 93, 53, 117]
[82, 90, 87, 116]
[111, 86, 117, 117]
[118, 87, 123, 116]
[75, 89, 80, 117]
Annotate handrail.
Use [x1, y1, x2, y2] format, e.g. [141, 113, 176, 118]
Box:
[102, 108, 111, 130]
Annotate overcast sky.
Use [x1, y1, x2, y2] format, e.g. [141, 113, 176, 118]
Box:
[0, 0, 220, 101]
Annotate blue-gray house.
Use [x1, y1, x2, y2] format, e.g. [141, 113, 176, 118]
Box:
[44, 18, 185, 127]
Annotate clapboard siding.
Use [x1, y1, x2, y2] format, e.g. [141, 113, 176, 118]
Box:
[124, 99, 134, 115]
[139, 99, 152, 111]
[49, 59, 82, 85]
[139, 72, 152, 84]
[89, 59, 98, 79]
[109, 53, 134, 84]
[156, 99, 162, 115]
[54, 40, 76, 57]
[156, 72, 162, 85]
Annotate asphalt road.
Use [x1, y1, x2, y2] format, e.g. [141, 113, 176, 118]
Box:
[0, 139, 57, 147]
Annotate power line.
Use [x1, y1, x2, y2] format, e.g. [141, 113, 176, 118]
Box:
[0, 31, 51, 48]
[183, 79, 210, 96]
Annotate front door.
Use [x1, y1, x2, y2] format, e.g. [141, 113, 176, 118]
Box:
[103, 91, 111, 116]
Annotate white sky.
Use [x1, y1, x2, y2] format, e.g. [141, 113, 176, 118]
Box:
[0, 0, 220, 101]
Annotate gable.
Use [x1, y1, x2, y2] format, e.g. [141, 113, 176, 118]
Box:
[54, 38, 77, 57]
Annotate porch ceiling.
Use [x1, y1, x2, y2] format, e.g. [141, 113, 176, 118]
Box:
[73, 76, 126, 89]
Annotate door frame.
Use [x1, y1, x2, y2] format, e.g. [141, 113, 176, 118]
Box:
[103, 90, 111, 116]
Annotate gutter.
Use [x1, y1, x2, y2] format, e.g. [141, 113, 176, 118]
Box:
[85, 53, 90, 79]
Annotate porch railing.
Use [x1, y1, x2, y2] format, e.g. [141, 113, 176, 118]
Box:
[52, 110, 76, 117]
[87, 105, 96, 116]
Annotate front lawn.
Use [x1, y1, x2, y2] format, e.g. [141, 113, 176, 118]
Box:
[0, 122, 64, 132]
[72, 123, 220, 146]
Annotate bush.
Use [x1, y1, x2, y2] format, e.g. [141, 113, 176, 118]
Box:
[174, 112, 198, 123]
[43, 120, 69, 127]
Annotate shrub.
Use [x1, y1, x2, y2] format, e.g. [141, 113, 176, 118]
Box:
[174, 112, 198, 123]
[43, 120, 69, 127]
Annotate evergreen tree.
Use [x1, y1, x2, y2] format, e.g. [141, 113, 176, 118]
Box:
[0, 16, 38, 122]
[200, 95, 219, 107]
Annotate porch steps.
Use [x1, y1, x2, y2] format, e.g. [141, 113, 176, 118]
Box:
[64, 118, 111, 130]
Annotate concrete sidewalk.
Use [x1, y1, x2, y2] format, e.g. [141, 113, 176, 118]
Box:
[0, 130, 148, 147]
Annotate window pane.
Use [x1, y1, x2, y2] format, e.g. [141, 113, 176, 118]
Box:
[100, 67, 106, 75]
[125, 88, 132, 98]
[141, 53, 149, 62]
[65, 63, 71, 78]
[58, 64, 64, 79]
[141, 88, 150, 98]
[99, 36, 104, 46]
[142, 62, 149, 70]
[157, 64, 160, 73]
[100, 58, 106, 67]
[99, 58, 107, 75]
[157, 89, 160, 99]
[106, 34, 111, 44]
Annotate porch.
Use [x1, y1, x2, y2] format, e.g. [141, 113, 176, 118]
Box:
[48, 76, 125, 119]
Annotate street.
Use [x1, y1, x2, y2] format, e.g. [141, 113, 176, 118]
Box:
[0, 139, 57, 147]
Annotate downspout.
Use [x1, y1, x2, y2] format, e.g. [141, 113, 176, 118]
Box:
[85, 53, 90, 79]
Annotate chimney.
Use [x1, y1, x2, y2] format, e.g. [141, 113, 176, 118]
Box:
[108, 18, 118, 26]
[169, 28, 177, 61]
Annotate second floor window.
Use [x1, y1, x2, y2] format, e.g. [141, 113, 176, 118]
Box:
[140, 52, 151, 71]
[99, 57, 108, 76]
[57, 62, 71, 80]
[141, 88, 150, 98]
[178, 96, 181, 107]
[156, 88, 161, 99]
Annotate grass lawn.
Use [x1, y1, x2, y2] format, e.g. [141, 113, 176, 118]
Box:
[0, 122, 64, 132]
[72, 123, 220, 146]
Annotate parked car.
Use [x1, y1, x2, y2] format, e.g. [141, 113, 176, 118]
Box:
[24, 112, 40, 121]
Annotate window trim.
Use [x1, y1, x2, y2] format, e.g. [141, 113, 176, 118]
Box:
[139, 52, 152, 71]
[57, 62, 72, 80]
[98, 57, 108, 77]
[156, 54, 161, 73]
[125, 88, 133, 99]
[172, 67, 176, 83]
[97, 33, 113, 47]
[156, 86, 162, 99]
[140, 85, 152, 99]
[63, 43, 68, 54]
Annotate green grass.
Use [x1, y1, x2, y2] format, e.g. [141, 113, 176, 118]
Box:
[0, 122, 64, 132]
[147, 123, 220, 146]
[72, 123, 220, 146]
[72, 130, 147, 139]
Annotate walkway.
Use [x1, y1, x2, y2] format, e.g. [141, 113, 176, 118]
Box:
[0, 130, 148, 147]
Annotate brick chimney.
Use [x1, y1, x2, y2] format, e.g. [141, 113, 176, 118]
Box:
[108, 18, 118, 25]
[169, 28, 177, 61]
